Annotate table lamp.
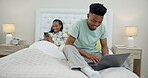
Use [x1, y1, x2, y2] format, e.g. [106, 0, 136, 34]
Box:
[125, 26, 137, 47]
[2, 24, 15, 44]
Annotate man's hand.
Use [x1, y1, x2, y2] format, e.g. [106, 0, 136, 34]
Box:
[85, 53, 101, 63]
[66, 35, 101, 63]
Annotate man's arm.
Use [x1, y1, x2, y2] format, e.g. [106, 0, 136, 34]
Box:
[66, 35, 100, 63]
[100, 38, 109, 55]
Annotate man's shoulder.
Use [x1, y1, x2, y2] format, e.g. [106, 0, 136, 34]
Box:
[74, 19, 86, 24]
[77, 19, 87, 23]
[74, 19, 87, 28]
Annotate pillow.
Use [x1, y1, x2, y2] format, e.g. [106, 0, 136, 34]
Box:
[96, 40, 102, 50]
[29, 41, 66, 60]
[65, 31, 69, 35]
[96, 40, 113, 54]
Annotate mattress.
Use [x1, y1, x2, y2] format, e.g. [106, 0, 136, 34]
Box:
[0, 48, 139, 78]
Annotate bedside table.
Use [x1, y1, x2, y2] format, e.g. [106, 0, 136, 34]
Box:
[113, 46, 142, 77]
[0, 44, 29, 57]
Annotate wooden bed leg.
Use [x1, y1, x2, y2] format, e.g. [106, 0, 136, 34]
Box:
[133, 59, 141, 77]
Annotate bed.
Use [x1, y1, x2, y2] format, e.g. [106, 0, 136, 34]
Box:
[0, 41, 139, 78]
[0, 9, 139, 78]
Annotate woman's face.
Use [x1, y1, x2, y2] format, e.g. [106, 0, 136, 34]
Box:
[52, 21, 62, 33]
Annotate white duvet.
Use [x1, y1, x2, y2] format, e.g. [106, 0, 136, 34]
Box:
[0, 41, 139, 78]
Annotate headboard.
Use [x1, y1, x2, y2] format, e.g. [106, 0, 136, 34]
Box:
[35, 8, 113, 49]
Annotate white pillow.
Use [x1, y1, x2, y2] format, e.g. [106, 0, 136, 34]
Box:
[29, 41, 66, 60]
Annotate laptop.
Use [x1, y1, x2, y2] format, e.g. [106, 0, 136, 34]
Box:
[89, 53, 130, 71]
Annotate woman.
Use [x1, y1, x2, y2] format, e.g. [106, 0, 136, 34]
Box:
[43, 19, 68, 46]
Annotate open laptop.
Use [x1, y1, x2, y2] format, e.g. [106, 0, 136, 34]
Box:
[89, 53, 130, 71]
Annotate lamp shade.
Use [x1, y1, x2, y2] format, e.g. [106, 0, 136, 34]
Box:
[125, 26, 137, 36]
[2, 24, 15, 33]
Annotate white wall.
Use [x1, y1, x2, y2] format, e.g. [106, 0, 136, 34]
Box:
[0, 0, 148, 77]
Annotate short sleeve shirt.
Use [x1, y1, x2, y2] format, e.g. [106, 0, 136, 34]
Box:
[69, 19, 107, 54]
[49, 31, 68, 46]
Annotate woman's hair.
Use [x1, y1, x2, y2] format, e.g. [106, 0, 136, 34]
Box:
[49, 19, 63, 33]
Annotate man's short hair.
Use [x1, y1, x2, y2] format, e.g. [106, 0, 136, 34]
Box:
[89, 3, 107, 16]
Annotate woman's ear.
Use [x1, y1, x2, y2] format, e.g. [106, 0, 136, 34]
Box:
[59, 25, 62, 28]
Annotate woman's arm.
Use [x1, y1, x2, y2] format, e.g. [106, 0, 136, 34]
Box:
[47, 36, 54, 43]
[43, 36, 54, 43]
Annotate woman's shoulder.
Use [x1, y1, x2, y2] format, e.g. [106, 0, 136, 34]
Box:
[60, 31, 68, 37]
[58, 31, 65, 34]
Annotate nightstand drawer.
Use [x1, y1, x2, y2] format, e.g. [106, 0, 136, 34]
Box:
[0, 46, 15, 55]
[0, 44, 29, 56]
[116, 49, 141, 59]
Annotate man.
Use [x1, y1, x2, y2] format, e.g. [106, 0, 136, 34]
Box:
[63, 3, 109, 78]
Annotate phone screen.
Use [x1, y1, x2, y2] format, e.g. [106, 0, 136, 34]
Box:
[44, 32, 50, 37]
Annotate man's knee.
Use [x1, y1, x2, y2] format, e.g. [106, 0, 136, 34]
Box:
[63, 45, 74, 50]
[63, 45, 76, 53]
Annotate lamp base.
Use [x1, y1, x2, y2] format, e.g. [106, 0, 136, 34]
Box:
[6, 33, 13, 44]
[127, 36, 135, 47]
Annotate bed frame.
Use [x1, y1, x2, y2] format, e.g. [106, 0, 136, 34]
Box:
[35, 8, 113, 49]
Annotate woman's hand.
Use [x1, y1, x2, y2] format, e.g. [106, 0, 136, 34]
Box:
[85, 53, 100, 63]
[43, 36, 54, 43]
[47, 37, 54, 43]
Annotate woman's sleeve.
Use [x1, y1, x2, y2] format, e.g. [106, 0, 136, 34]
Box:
[63, 32, 68, 42]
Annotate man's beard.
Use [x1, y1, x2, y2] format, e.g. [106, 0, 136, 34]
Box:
[90, 28, 96, 31]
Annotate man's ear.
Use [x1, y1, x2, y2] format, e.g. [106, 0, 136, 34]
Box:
[87, 13, 89, 18]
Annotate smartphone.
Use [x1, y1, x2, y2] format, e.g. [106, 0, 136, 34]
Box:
[44, 32, 50, 37]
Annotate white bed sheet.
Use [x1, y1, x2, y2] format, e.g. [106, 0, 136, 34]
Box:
[0, 42, 139, 78]
[0, 48, 87, 78]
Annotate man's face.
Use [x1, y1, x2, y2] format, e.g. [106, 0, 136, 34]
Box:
[87, 13, 104, 30]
